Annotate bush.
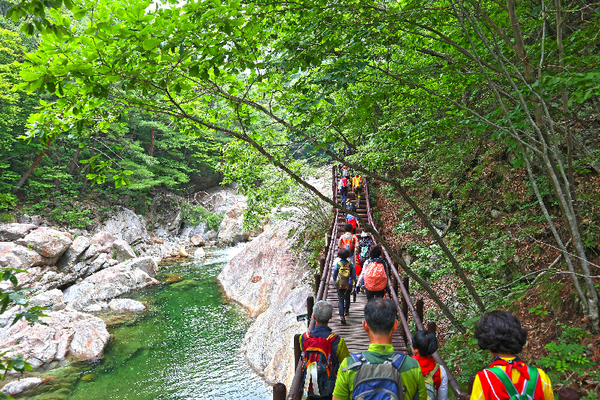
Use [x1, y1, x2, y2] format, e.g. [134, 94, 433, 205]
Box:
[0, 193, 17, 211]
[181, 203, 224, 231]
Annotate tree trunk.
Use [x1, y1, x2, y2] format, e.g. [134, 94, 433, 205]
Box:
[12, 140, 52, 194]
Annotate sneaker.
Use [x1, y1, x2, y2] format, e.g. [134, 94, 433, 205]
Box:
[340, 317, 347, 325]
[344, 310, 349, 316]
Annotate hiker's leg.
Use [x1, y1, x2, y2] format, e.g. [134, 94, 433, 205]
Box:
[337, 289, 345, 317]
[343, 289, 351, 314]
[374, 290, 385, 299]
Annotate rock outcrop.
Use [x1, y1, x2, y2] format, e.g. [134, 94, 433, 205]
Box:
[218, 220, 314, 387]
[1, 377, 42, 396]
[63, 257, 158, 310]
[0, 310, 110, 370]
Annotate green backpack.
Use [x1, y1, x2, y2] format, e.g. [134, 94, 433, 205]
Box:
[424, 364, 439, 400]
[487, 366, 539, 400]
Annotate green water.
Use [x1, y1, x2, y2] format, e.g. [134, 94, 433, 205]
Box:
[23, 245, 271, 400]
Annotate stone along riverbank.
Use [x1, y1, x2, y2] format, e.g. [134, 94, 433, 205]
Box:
[4, 246, 271, 399]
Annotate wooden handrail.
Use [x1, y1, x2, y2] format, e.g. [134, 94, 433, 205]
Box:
[363, 178, 468, 399]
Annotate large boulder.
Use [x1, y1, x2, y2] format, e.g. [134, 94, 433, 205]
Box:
[57, 235, 91, 271]
[108, 299, 146, 313]
[63, 257, 158, 310]
[0, 267, 68, 295]
[90, 231, 117, 253]
[218, 221, 311, 317]
[0, 242, 43, 269]
[0, 310, 110, 370]
[112, 239, 135, 262]
[217, 205, 248, 246]
[190, 234, 205, 247]
[16, 227, 73, 259]
[29, 289, 66, 311]
[0, 223, 38, 242]
[97, 207, 148, 245]
[1, 377, 42, 396]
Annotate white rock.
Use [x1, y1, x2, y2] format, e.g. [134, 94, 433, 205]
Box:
[82, 303, 108, 313]
[1, 377, 42, 396]
[193, 247, 206, 260]
[63, 257, 158, 310]
[0, 310, 110, 369]
[0, 223, 38, 242]
[57, 235, 90, 271]
[97, 207, 148, 245]
[112, 239, 135, 262]
[0, 242, 43, 269]
[178, 247, 189, 257]
[108, 299, 146, 313]
[15, 227, 73, 259]
[30, 289, 66, 311]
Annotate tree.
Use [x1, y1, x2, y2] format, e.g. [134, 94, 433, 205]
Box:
[13, 0, 600, 331]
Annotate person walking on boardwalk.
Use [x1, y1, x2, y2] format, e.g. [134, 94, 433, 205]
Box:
[361, 245, 390, 301]
[471, 310, 554, 400]
[338, 224, 359, 255]
[339, 175, 350, 206]
[351, 175, 363, 208]
[356, 231, 374, 280]
[333, 248, 356, 325]
[300, 300, 351, 400]
[412, 330, 448, 400]
[332, 298, 427, 400]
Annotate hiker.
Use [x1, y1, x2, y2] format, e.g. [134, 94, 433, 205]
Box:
[352, 175, 363, 207]
[361, 245, 390, 301]
[341, 165, 349, 177]
[300, 300, 351, 400]
[345, 207, 359, 234]
[339, 175, 350, 205]
[333, 248, 356, 325]
[332, 298, 427, 400]
[338, 223, 359, 255]
[412, 330, 448, 400]
[471, 310, 554, 400]
[357, 231, 374, 279]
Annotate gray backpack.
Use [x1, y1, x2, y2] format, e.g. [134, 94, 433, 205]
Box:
[343, 352, 406, 400]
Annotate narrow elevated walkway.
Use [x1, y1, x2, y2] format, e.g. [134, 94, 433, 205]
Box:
[325, 188, 408, 354]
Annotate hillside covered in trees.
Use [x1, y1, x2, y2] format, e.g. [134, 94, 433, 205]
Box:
[1, 0, 600, 396]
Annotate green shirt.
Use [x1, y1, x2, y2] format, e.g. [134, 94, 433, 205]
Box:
[332, 343, 427, 400]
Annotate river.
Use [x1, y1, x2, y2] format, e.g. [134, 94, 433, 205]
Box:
[22, 244, 271, 400]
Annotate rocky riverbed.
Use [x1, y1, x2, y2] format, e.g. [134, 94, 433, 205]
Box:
[0, 186, 257, 397]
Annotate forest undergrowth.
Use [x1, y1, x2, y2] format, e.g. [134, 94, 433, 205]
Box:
[371, 147, 600, 397]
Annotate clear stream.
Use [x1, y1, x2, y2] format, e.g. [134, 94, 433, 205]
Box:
[21, 245, 271, 400]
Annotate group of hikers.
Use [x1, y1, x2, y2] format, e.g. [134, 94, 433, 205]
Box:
[296, 165, 554, 400]
[299, 300, 553, 400]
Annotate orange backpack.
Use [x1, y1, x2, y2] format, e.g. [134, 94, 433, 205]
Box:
[340, 233, 354, 252]
[364, 261, 387, 291]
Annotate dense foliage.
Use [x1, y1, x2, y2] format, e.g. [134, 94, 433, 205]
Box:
[2, 0, 600, 391]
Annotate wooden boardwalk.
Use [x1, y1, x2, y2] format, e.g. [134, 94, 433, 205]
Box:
[325, 189, 408, 355]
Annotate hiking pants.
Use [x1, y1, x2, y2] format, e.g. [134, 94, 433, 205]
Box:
[340, 187, 348, 204]
[365, 288, 385, 301]
[337, 288, 351, 316]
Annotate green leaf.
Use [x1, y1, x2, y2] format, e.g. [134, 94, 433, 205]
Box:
[142, 38, 161, 51]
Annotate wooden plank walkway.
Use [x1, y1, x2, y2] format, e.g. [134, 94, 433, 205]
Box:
[325, 188, 408, 355]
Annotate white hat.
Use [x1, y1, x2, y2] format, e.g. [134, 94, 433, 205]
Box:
[360, 231, 369, 237]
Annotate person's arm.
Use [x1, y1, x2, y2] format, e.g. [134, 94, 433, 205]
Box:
[336, 337, 350, 363]
[332, 360, 351, 400]
[539, 369, 555, 400]
[437, 366, 449, 400]
[333, 263, 339, 284]
[350, 263, 356, 286]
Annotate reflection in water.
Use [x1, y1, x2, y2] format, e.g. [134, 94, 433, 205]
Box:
[23, 244, 270, 400]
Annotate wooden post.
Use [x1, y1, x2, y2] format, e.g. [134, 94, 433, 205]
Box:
[416, 299, 424, 322]
[294, 333, 301, 371]
[401, 277, 409, 319]
[427, 321, 437, 334]
[319, 257, 325, 275]
[314, 273, 321, 293]
[273, 383, 286, 400]
[307, 296, 314, 327]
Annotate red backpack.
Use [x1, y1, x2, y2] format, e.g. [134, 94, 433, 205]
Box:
[301, 332, 338, 397]
[364, 261, 387, 291]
